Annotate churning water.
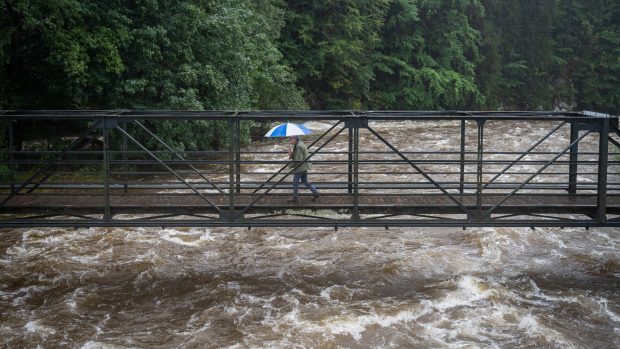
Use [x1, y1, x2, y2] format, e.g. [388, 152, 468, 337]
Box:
[1, 121, 618, 348]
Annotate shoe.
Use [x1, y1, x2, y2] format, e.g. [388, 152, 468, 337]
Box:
[287, 197, 299, 203]
[311, 192, 320, 201]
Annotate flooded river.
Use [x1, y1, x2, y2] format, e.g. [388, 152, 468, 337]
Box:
[1, 120, 619, 348]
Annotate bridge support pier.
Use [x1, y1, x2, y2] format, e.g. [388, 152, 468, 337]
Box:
[228, 119, 236, 214]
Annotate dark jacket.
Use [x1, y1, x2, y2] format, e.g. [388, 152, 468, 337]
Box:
[289, 140, 311, 173]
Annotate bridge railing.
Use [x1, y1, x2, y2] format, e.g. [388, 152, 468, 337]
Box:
[0, 110, 618, 227]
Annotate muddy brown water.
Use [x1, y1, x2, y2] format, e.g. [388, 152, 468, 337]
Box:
[1, 120, 618, 348]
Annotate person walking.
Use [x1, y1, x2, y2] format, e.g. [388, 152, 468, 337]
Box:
[288, 136, 319, 203]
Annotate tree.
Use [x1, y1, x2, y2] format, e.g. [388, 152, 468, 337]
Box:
[279, 0, 390, 109]
[0, 0, 129, 109]
[554, 0, 620, 114]
[0, 0, 307, 149]
[476, 0, 559, 110]
[370, 0, 483, 110]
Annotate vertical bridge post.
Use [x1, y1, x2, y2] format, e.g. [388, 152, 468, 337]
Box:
[8, 119, 14, 193]
[228, 118, 236, 222]
[353, 126, 360, 221]
[475, 119, 485, 214]
[467, 118, 486, 222]
[122, 120, 128, 193]
[568, 121, 579, 194]
[100, 116, 113, 222]
[235, 118, 241, 194]
[596, 118, 609, 223]
[346, 116, 365, 221]
[460, 119, 466, 194]
[348, 127, 353, 194]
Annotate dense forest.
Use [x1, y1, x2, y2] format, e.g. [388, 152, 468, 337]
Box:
[0, 0, 618, 147]
[2, 0, 618, 113]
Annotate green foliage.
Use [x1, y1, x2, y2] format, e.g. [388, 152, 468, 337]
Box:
[0, 164, 11, 183]
[554, 0, 620, 114]
[476, 0, 560, 109]
[137, 120, 254, 152]
[114, 0, 305, 111]
[475, 0, 619, 113]
[1, 0, 619, 153]
[1, 0, 306, 149]
[279, 0, 390, 109]
[370, 0, 484, 110]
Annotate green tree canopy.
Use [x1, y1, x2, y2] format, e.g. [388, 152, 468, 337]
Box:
[1, 0, 618, 117]
[279, 0, 390, 109]
[0, 0, 306, 111]
[554, 0, 620, 114]
[0, 0, 307, 149]
[370, 0, 483, 110]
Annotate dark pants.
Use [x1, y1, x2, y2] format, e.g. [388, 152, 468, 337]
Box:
[293, 171, 317, 198]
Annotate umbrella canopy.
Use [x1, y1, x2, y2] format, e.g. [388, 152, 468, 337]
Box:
[264, 123, 313, 137]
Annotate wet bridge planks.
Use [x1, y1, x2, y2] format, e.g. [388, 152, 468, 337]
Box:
[2, 193, 619, 215]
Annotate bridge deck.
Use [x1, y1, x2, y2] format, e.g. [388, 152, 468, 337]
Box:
[2, 193, 619, 215]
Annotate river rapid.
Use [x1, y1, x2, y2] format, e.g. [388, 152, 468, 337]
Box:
[1, 120, 619, 348]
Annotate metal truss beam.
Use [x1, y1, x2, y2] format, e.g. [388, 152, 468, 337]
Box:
[1, 110, 617, 228]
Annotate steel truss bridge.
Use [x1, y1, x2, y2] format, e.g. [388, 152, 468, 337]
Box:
[1, 110, 619, 228]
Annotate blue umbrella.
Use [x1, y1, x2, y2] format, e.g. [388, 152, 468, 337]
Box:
[264, 123, 313, 137]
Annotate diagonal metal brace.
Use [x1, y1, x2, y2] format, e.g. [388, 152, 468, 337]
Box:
[483, 123, 597, 219]
[483, 122, 567, 190]
[116, 125, 225, 215]
[1, 125, 100, 205]
[366, 126, 471, 215]
[133, 120, 224, 193]
[27, 133, 102, 195]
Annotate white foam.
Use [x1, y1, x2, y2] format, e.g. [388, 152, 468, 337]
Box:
[80, 341, 127, 349]
[324, 308, 418, 341]
[69, 249, 112, 264]
[203, 250, 219, 259]
[158, 228, 214, 246]
[431, 276, 495, 311]
[291, 276, 495, 341]
[264, 233, 300, 250]
[218, 344, 244, 349]
[252, 167, 272, 173]
[527, 279, 579, 304]
[294, 256, 330, 266]
[24, 320, 56, 336]
[518, 313, 576, 347]
[303, 121, 338, 132]
[319, 285, 355, 301]
[596, 297, 620, 323]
